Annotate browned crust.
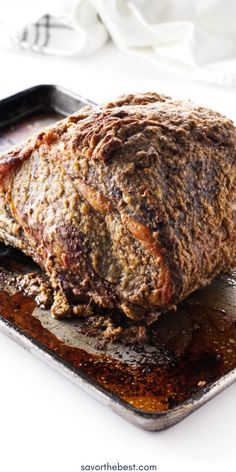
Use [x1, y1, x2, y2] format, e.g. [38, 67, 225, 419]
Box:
[0, 92, 235, 320]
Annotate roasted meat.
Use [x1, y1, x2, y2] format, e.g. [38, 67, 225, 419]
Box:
[0, 92, 235, 320]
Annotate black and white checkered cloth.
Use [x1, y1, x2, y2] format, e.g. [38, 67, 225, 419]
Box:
[11, 2, 108, 57]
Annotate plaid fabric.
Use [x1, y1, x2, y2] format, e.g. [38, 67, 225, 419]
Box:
[10, 2, 108, 57]
[15, 14, 76, 55]
[19, 15, 52, 51]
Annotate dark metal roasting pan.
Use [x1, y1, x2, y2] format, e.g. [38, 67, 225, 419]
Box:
[0, 85, 235, 431]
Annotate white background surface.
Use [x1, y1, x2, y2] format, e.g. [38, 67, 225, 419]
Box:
[0, 42, 236, 471]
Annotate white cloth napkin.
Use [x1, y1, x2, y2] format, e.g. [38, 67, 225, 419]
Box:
[96, 0, 236, 87]
[1, 0, 236, 86]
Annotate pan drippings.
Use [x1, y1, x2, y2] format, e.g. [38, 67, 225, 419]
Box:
[0, 248, 235, 413]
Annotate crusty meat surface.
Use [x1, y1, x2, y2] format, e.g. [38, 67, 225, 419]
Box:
[0, 92, 235, 320]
